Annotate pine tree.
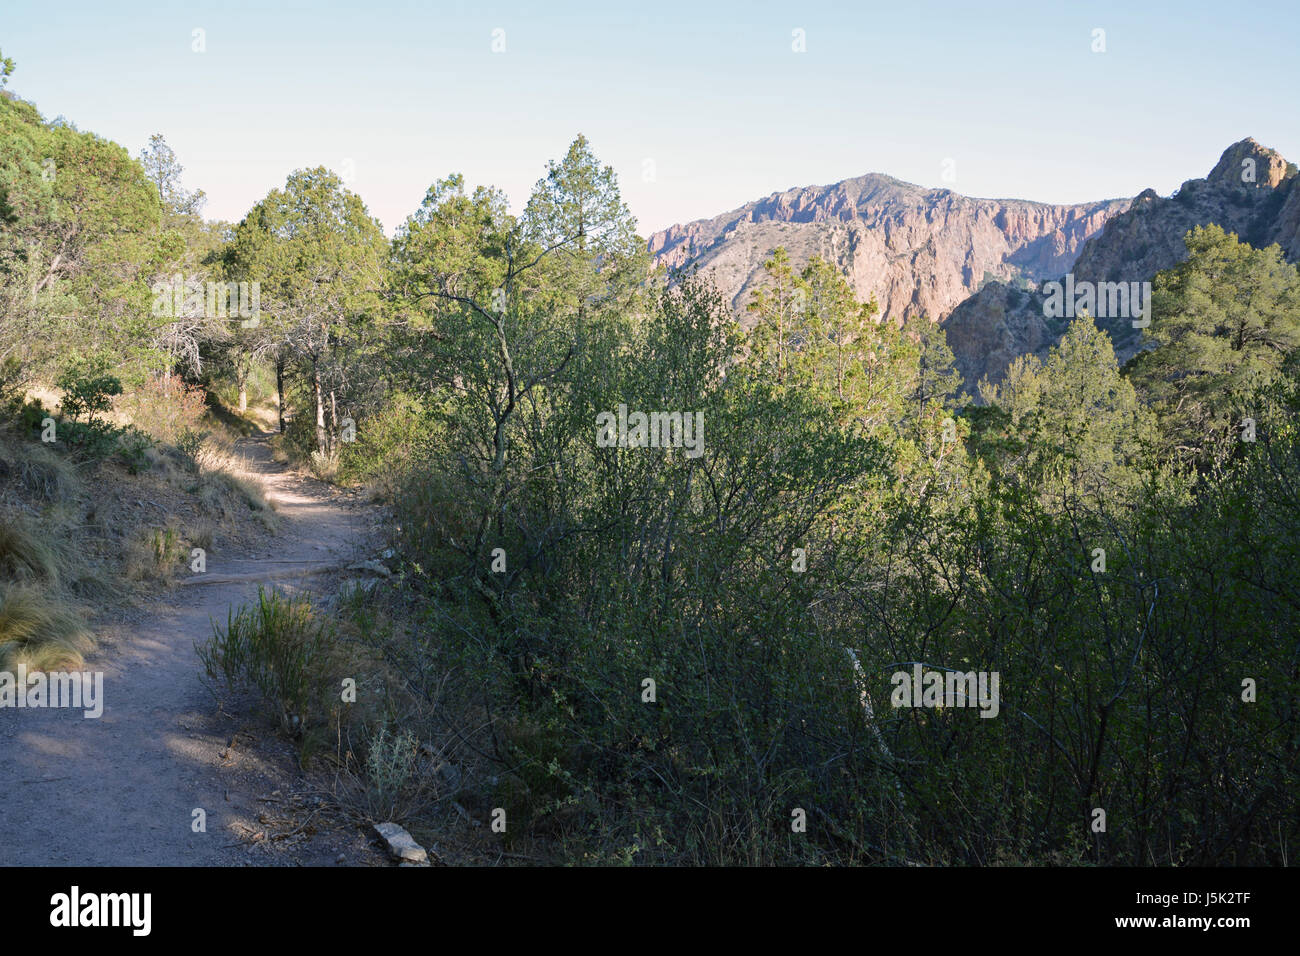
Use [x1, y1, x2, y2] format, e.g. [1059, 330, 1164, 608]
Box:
[1127, 225, 1300, 462]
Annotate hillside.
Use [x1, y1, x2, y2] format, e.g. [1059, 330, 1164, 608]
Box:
[945, 138, 1300, 389]
[648, 172, 1131, 323]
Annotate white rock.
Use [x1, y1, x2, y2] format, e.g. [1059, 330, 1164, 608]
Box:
[373, 822, 428, 864]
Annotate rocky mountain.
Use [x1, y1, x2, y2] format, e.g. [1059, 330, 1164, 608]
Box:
[944, 138, 1300, 392]
[648, 174, 1130, 325]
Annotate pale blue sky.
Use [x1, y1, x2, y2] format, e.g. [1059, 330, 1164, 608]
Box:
[2, 0, 1296, 236]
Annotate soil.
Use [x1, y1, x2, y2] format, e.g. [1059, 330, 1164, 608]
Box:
[0, 433, 394, 866]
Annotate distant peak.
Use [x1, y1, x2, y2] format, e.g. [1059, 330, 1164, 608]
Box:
[1209, 138, 1291, 188]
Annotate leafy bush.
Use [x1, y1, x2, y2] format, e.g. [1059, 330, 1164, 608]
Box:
[391, 277, 898, 863]
[55, 359, 122, 424]
[14, 397, 50, 437]
[336, 392, 431, 486]
[174, 428, 207, 473]
[54, 417, 121, 460]
[280, 404, 320, 464]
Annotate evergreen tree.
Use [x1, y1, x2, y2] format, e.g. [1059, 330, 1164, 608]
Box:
[1127, 225, 1300, 463]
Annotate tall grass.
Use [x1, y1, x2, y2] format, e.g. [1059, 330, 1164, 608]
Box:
[0, 584, 92, 670]
[0, 437, 80, 502]
[198, 587, 341, 736]
[0, 517, 61, 584]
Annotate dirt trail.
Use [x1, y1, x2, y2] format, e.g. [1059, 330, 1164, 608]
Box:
[0, 434, 387, 866]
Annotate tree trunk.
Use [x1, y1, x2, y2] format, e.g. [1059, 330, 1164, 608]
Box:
[276, 357, 286, 434]
[238, 386, 248, 413]
[314, 365, 327, 455]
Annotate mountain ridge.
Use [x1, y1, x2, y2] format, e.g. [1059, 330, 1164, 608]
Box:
[647, 139, 1300, 393]
[648, 170, 1131, 329]
[944, 137, 1300, 390]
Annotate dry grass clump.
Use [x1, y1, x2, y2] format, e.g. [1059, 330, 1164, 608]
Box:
[0, 515, 61, 584]
[124, 522, 187, 584]
[0, 584, 92, 671]
[191, 435, 274, 523]
[110, 373, 206, 443]
[0, 437, 80, 502]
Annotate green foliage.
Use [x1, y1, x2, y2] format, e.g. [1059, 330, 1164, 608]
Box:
[1127, 224, 1300, 464]
[55, 358, 122, 423]
[0, 89, 166, 382]
[116, 425, 154, 475]
[14, 396, 51, 437]
[983, 313, 1155, 499]
[174, 428, 207, 473]
[376, 145, 1299, 864]
[4, 66, 1295, 864]
[223, 166, 388, 458]
[336, 391, 431, 486]
[198, 587, 342, 736]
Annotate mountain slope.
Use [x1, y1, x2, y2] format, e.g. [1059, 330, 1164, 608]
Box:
[648, 173, 1130, 324]
[944, 138, 1300, 391]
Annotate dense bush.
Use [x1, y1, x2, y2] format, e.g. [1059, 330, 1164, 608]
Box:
[372, 144, 1300, 864]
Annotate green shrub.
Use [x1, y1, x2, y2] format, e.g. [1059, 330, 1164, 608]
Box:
[175, 428, 207, 473]
[337, 392, 431, 486]
[15, 397, 50, 437]
[55, 359, 122, 424]
[55, 417, 121, 459]
[116, 425, 154, 475]
[198, 587, 345, 736]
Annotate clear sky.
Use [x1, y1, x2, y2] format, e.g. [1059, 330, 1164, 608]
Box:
[2, 0, 1296, 237]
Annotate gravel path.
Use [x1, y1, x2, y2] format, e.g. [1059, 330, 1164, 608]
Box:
[0, 434, 386, 866]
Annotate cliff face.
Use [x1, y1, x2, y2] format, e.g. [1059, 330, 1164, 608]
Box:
[944, 138, 1300, 393]
[648, 174, 1130, 325]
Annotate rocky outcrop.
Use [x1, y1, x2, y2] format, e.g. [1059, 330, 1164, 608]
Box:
[648, 174, 1129, 325]
[945, 138, 1300, 393]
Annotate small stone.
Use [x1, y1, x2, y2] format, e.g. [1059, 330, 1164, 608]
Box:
[373, 822, 428, 864]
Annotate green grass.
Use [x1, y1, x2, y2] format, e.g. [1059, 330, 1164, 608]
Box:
[198, 586, 341, 736]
